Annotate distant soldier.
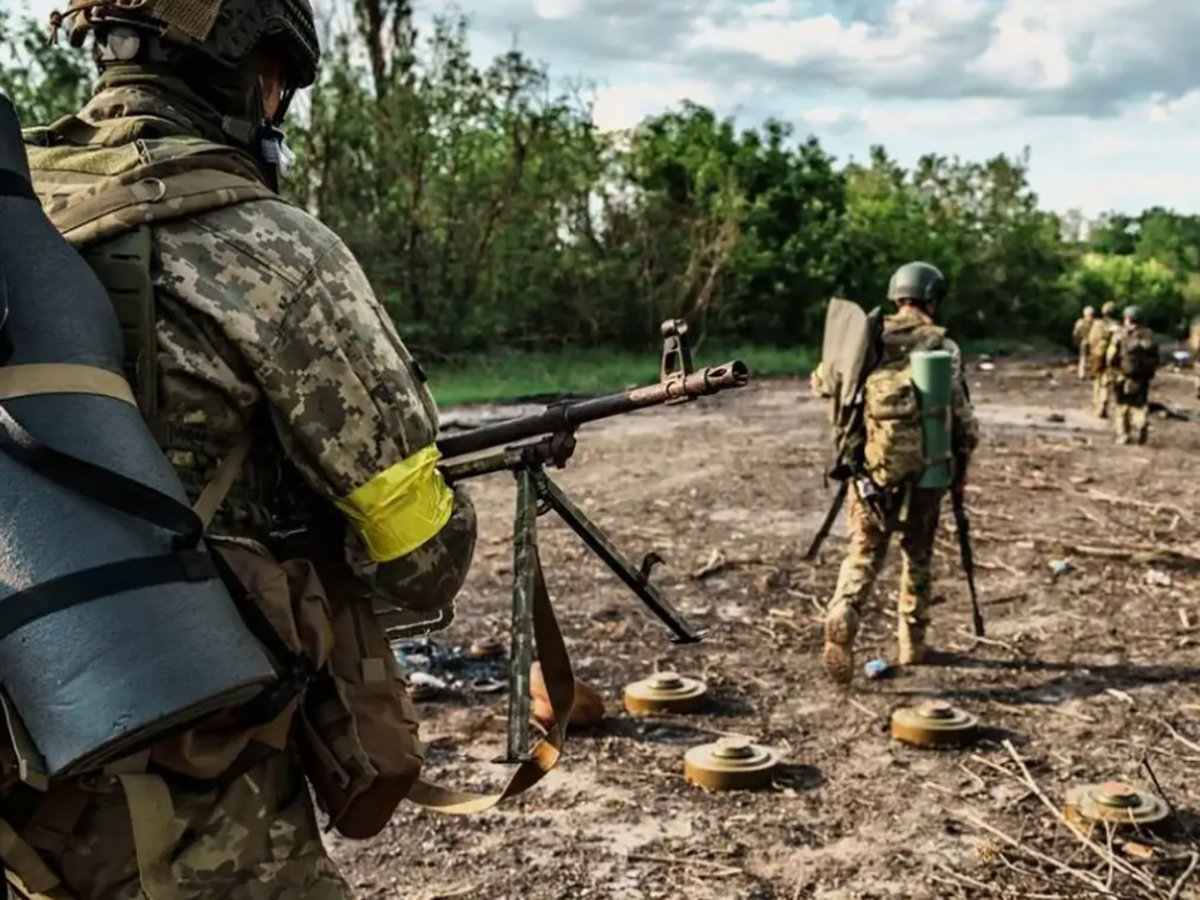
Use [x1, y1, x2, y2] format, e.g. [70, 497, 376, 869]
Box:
[1188, 316, 1200, 399]
[1106, 306, 1159, 444]
[821, 263, 979, 683]
[1086, 301, 1120, 417]
[1072, 306, 1095, 379]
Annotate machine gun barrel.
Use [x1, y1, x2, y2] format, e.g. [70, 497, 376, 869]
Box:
[436, 335, 747, 461]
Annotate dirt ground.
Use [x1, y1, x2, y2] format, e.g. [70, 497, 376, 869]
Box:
[327, 358, 1200, 900]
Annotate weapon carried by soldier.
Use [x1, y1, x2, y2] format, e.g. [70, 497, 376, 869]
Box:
[397, 320, 748, 767]
[805, 298, 885, 560]
[950, 482, 985, 637]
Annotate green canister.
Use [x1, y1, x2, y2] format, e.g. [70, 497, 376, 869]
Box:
[910, 350, 952, 488]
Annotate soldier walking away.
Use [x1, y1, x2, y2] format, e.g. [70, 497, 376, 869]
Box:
[1086, 302, 1120, 417]
[1073, 306, 1095, 380]
[1106, 306, 1159, 445]
[820, 263, 979, 685]
[1188, 316, 1200, 399]
[2, 0, 478, 896]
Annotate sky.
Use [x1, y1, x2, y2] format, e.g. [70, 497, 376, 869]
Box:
[14, 0, 1200, 217]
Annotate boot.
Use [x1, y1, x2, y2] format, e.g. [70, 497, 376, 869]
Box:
[1137, 427, 1148, 445]
[822, 603, 858, 685]
[898, 618, 927, 666]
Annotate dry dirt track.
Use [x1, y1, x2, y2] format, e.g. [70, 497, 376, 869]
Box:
[328, 360, 1200, 900]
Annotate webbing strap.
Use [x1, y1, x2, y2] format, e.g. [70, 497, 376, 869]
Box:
[0, 402, 203, 546]
[116, 773, 180, 900]
[53, 169, 273, 242]
[0, 819, 60, 895]
[192, 432, 252, 529]
[0, 364, 136, 405]
[0, 551, 215, 642]
[405, 546, 574, 814]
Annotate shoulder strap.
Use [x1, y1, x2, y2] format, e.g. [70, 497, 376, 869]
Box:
[52, 168, 273, 248]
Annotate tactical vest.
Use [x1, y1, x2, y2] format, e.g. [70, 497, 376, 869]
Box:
[21, 117, 295, 539]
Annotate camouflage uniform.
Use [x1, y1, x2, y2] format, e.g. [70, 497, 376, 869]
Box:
[1105, 314, 1158, 445]
[1086, 304, 1119, 417]
[4, 23, 476, 900]
[823, 304, 979, 683]
[1072, 308, 1094, 380]
[1188, 318, 1200, 399]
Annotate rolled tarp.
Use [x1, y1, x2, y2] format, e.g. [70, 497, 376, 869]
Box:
[0, 91, 277, 777]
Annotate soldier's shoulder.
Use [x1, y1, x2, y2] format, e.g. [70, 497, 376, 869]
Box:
[156, 198, 348, 291]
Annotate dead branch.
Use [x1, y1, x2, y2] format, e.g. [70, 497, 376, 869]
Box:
[1001, 740, 1159, 892]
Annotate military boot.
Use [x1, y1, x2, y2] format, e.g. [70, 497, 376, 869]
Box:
[898, 617, 927, 666]
[822, 602, 859, 685]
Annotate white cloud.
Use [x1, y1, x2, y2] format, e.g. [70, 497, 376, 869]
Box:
[533, 0, 587, 19]
[12, 0, 1200, 215]
[591, 79, 719, 131]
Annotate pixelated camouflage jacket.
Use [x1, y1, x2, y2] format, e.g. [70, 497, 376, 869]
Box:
[23, 84, 475, 612]
[879, 305, 980, 463]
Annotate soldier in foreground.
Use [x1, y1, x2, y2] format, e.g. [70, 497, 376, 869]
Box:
[1086, 301, 1119, 417]
[1073, 306, 1095, 379]
[820, 263, 979, 684]
[2, 0, 477, 896]
[1106, 306, 1159, 445]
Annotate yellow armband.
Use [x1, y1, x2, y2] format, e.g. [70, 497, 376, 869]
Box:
[334, 445, 454, 562]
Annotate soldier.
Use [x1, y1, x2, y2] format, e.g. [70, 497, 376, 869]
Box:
[1106, 306, 1159, 444]
[3, 0, 477, 896]
[1188, 316, 1200, 399]
[1086, 301, 1119, 417]
[821, 263, 979, 684]
[1073, 306, 1095, 379]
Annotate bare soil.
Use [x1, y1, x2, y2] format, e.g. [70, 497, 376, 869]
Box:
[327, 360, 1200, 900]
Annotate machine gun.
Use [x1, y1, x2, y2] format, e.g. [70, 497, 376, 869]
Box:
[430, 320, 749, 766]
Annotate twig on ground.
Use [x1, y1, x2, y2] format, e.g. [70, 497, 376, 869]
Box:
[950, 808, 1119, 896]
[626, 853, 742, 877]
[1001, 740, 1158, 892]
[1168, 853, 1198, 900]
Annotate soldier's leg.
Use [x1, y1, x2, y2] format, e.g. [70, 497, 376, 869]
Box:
[1092, 377, 1109, 417]
[897, 489, 944, 665]
[1115, 400, 1132, 443]
[823, 490, 890, 685]
[1133, 400, 1149, 444]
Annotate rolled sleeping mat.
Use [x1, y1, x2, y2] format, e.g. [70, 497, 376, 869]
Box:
[911, 349, 953, 489]
[0, 91, 278, 777]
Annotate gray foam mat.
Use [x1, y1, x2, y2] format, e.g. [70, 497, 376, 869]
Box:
[0, 93, 277, 776]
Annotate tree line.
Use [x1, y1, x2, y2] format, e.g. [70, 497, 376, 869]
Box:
[3, 4, 1199, 360]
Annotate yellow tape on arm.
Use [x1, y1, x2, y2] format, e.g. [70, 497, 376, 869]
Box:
[334, 445, 454, 562]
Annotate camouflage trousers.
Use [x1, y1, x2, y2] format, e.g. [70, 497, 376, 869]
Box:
[823, 485, 944, 682]
[1077, 348, 1090, 380]
[3, 750, 353, 900]
[1092, 374, 1112, 418]
[1113, 378, 1150, 444]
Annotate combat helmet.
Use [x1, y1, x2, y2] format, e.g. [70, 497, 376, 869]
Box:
[887, 262, 947, 306]
[1124, 305, 1141, 323]
[1101, 301, 1117, 317]
[52, 0, 319, 185]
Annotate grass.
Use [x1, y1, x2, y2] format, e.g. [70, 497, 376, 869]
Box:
[425, 336, 1073, 407]
[425, 343, 817, 407]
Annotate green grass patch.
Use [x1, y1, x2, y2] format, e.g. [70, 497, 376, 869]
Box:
[425, 337, 1068, 406]
[427, 343, 816, 406]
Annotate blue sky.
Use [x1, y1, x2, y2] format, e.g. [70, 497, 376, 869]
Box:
[15, 0, 1200, 218]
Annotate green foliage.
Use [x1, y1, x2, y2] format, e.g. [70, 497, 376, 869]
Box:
[6, 4, 1200, 365]
[0, 10, 94, 124]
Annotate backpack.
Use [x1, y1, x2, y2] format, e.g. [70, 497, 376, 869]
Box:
[1120, 328, 1158, 379]
[859, 323, 946, 490]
